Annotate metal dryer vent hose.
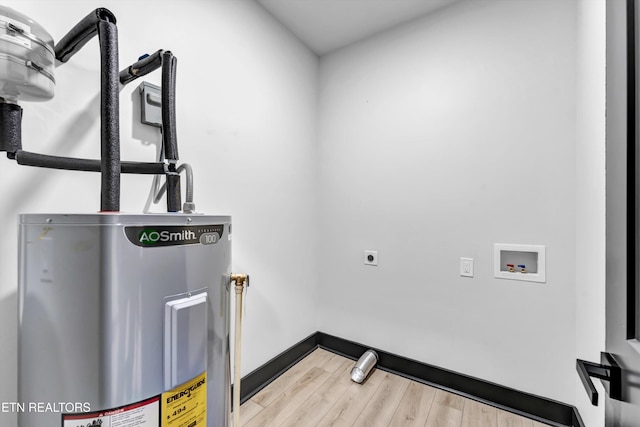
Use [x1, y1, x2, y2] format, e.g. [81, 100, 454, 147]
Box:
[351, 349, 378, 383]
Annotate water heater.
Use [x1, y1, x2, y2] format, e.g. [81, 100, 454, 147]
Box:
[18, 213, 232, 426]
[0, 5, 245, 426]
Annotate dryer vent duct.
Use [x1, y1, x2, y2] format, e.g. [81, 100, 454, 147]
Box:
[351, 349, 378, 383]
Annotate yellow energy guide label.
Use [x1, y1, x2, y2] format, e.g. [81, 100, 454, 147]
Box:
[161, 372, 207, 427]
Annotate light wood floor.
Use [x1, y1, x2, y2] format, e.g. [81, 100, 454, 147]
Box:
[239, 348, 552, 427]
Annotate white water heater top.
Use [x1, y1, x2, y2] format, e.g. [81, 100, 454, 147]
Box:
[0, 5, 54, 103]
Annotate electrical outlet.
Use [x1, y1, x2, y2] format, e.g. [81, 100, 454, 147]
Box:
[460, 257, 474, 277]
[364, 250, 378, 266]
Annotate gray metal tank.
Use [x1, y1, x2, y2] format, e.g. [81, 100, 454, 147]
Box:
[18, 213, 231, 427]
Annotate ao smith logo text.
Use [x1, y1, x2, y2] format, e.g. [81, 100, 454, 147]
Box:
[139, 229, 197, 244]
[125, 225, 224, 248]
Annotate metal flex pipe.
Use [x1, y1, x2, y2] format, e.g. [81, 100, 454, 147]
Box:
[230, 274, 249, 427]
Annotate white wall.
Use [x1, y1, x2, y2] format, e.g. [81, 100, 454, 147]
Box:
[0, 0, 318, 424]
[0, 0, 608, 423]
[318, 0, 578, 404]
[575, 0, 606, 425]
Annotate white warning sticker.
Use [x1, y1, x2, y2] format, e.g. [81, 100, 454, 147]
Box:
[62, 396, 159, 427]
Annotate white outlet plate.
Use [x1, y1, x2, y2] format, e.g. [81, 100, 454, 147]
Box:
[364, 250, 378, 266]
[460, 257, 474, 277]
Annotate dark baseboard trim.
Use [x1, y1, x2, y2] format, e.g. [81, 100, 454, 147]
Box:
[238, 331, 584, 427]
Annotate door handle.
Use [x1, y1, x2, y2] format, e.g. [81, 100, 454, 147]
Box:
[576, 352, 622, 405]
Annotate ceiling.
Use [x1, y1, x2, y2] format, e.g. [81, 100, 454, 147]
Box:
[256, 0, 460, 56]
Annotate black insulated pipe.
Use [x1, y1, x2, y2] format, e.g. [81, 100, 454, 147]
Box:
[15, 151, 165, 174]
[119, 50, 163, 85]
[165, 173, 181, 213]
[161, 51, 178, 162]
[54, 8, 116, 63]
[0, 103, 23, 158]
[4, 9, 191, 215]
[97, 19, 120, 212]
[121, 51, 178, 163]
[121, 50, 181, 212]
[53, 8, 121, 212]
[161, 51, 180, 212]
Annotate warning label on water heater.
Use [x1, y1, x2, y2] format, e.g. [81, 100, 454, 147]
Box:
[62, 396, 159, 426]
[61, 371, 206, 427]
[161, 371, 206, 427]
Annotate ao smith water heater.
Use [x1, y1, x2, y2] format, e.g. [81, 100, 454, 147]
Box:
[0, 6, 246, 426]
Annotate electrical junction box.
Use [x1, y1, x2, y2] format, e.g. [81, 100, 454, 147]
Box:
[139, 81, 162, 127]
[18, 213, 231, 427]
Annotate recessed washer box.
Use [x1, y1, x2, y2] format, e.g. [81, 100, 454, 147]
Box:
[494, 243, 546, 283]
